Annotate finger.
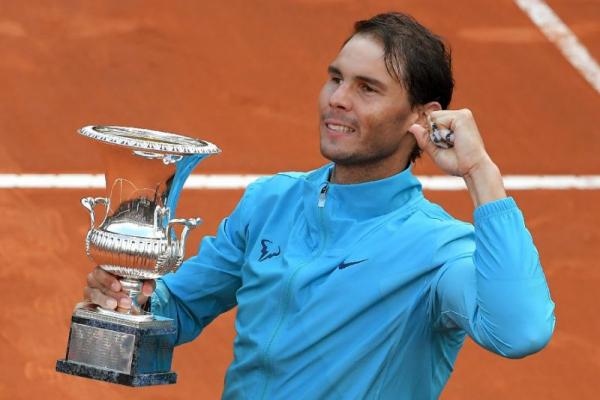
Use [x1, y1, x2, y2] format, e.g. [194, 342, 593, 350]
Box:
[408, 123, 429, 148]
[429, 109, 457, 123]
[91, 266, 121, 292]
[84, 283, 132, 308]
[117, 296, 133, 309]
[134, 280, 155, 307]
[142, 280, 156, 297]
[408, 123, 439, 155]
[84, 286, 118, 310]
[430, 108, 474, 131]
[83, 276, 131, 307]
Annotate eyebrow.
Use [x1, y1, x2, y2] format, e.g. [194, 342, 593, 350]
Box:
[327, 65, 387, 91]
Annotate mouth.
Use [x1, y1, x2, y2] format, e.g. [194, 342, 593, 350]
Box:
[324, 120, 356, 134]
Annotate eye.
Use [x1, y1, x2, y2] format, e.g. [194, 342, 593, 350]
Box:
[359, 83, 376, 93]
[330, 76, 342, 84]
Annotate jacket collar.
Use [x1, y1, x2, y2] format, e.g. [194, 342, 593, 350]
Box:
[305, 163, 423, 220]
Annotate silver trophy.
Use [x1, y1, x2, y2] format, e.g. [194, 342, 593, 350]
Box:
[56, 125, 220, 386]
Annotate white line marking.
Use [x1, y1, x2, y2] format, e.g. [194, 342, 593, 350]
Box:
[186, 174, 266, 189]
[515, 0, 600, 93]
[1, 174, 600, 190]
[0, 174, 106, 189]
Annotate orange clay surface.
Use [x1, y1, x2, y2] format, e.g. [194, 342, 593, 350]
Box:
[1, 1, 599, 399]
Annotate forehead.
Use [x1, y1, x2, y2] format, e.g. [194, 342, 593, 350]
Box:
[332, 35, 396, 84]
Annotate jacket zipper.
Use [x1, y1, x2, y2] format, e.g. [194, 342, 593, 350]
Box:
[318, 183, 329, 208]
[259, 183, 330, 399]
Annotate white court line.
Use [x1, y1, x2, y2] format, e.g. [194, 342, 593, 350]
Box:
[1, 174, 600, 190]
[515, 0, 600, 93]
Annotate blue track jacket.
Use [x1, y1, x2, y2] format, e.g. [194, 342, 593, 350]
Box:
[153, 164, 555, 399]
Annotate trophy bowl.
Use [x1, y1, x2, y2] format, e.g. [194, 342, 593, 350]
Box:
[79, 125, 220, 320]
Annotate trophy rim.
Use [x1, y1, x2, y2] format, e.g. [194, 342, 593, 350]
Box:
[79, 125, 221, 155]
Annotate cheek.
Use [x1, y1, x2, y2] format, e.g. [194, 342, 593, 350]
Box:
[360, 109, 411, 145]
[357, 106, 390, 135]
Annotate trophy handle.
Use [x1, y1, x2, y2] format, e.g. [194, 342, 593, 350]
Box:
[166, 217, 202, 257]
[153, 206, 171, 232]
[81, 197, 109, 229]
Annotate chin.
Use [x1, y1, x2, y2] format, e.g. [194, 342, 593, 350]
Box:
[320, 141, 344, 163]
[320, 145, 360, 165]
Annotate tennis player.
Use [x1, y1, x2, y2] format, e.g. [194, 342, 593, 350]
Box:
[85, 12, 555, 399]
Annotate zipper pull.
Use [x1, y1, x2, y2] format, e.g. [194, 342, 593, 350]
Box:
[318, 184, 329, 208]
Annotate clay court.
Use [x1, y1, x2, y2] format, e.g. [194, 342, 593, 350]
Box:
[1, 0, 599, 399]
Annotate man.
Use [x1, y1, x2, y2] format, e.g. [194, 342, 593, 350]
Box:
[85, 12, 555, 399]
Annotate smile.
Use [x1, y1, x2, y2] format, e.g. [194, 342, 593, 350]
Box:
[325, 123, 355, 133]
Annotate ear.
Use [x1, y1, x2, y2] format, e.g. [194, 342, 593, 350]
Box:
[415, 101, 442, 127]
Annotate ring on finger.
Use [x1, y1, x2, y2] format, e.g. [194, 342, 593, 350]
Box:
[429, 120, 455, 149]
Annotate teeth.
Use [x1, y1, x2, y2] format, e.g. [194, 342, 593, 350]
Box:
[327, 123, 354, 133]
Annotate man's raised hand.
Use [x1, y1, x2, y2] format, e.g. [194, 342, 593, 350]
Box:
[408, 109, 506, 207]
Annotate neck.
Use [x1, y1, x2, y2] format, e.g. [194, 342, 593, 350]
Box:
[329, 132, 416, 184]
[332, 156, 411, 184]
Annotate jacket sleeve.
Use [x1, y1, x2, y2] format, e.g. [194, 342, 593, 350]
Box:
[150, 181, 259, 346]
[431, 197, 556, 358]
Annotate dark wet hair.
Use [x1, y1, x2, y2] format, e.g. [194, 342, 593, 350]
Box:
[347, 12, 454, 162]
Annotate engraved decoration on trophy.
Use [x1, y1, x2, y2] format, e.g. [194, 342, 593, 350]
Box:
[56, 125, 220, 386]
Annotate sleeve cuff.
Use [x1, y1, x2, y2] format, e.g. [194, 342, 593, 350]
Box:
[473, 196, 518, 222]
[150, 278, 174, 318]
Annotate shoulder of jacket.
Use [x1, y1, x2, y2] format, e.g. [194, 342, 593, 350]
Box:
[243, 170, 310, 198]
[414, 198, 472, 230]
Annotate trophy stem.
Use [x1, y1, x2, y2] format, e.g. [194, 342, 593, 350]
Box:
[119, 278, 145, 314]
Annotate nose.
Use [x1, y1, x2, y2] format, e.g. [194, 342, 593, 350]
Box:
[328, 82, 352, 111]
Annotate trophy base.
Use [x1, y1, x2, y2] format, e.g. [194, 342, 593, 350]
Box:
[55, 360, 176, 386]
[56, 306, 177, 387]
